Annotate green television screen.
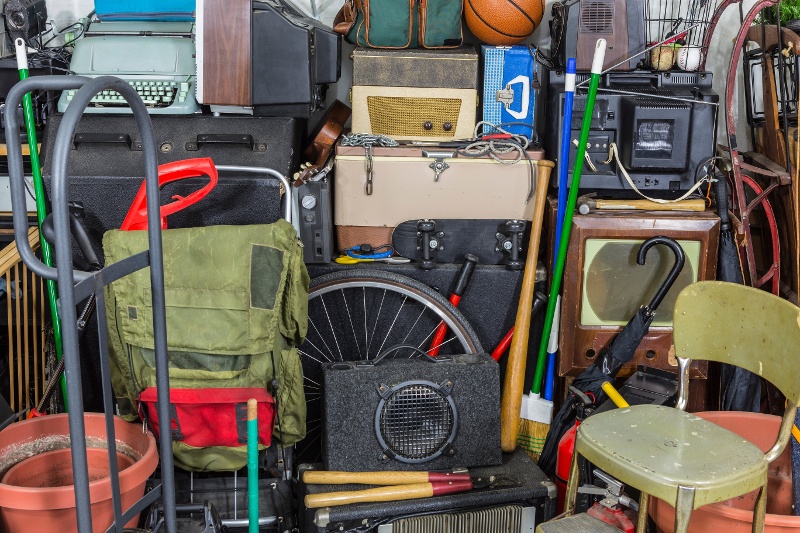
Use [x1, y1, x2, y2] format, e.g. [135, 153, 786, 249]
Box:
[581, 238, 700, 327]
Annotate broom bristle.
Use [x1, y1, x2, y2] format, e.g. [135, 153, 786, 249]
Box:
[517, 418, 550, 461]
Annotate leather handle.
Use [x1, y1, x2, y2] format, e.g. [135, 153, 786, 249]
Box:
[500, 160, 554, 452]
[305, 483, 434, 508]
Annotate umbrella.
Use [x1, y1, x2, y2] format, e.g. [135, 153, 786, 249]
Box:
[538, 236, 685, 475]
[715, 176, 761, 412]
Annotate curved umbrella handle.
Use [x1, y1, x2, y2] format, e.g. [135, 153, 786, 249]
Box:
[637, 236, 685, 312]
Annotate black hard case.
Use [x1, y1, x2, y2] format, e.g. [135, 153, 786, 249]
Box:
[41, 114, 300, 261]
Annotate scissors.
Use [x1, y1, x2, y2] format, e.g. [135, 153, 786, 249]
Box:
[335, 255, 411, 265]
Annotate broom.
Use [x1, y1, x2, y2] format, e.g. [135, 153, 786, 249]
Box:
[518, 40, 606, 459]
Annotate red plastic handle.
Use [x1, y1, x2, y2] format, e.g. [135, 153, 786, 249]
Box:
[120, 158, 219, 231]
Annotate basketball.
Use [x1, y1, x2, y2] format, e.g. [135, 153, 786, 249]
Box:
[464, 0, 544, 46]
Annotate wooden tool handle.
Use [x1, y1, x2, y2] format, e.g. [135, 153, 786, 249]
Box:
[303, 471, 430, 485]
[500, 160, 554, 452]
[247, 398, 258, 420]
[305, 483, 434, 508]
[593, 198, 706, 212]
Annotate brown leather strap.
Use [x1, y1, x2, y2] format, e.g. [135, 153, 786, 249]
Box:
[333, 0, 357, 36]
[295, 100, 352, 186]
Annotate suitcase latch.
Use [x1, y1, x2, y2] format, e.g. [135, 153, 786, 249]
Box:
[496, 88, 515, 105]
[422, 150, 456, 182]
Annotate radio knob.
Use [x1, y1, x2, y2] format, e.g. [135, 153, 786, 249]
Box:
[443, 122, 452, 131]
[423, 121, 433, 130]
[301, 194, 317, 210]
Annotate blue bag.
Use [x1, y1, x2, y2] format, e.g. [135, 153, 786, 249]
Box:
[482, 45, 538, 140]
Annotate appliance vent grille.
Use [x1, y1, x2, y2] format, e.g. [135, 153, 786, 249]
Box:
[388, 505, 526, 533]
[580, 0, 614, 33]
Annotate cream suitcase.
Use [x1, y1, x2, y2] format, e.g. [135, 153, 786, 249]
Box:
[334, 142, 546, 250]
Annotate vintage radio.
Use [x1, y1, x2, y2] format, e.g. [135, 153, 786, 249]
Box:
[552, 201, 720, 379]
[549, 0, 645, 71]
[350, 47, 478, 141]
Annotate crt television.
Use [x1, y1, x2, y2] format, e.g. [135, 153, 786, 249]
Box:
[555, 205, 720, 378]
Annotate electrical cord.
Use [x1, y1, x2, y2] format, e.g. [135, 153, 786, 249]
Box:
[457, 121, 537, 203]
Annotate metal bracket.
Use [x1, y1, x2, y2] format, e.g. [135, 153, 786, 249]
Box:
[422, 150, 455, 182]
[496, 88, 515, 105]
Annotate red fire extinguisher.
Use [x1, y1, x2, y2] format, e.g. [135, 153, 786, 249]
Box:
[555, 387, 594, 513]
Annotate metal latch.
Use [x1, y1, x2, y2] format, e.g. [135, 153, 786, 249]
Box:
[365, 144, 375, 195]
[422, 150, 456, 182]
[496, 88, 515, 105]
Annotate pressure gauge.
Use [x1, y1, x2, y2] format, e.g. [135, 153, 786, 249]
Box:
[301, 194, 317, 210]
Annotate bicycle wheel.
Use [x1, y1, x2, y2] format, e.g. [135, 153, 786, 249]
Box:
[296, 269, 484, 465]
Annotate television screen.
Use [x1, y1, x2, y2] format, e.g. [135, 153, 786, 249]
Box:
[581, 238, 700, 327]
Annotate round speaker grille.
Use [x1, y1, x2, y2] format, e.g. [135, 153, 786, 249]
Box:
[375, 381, 457, 463]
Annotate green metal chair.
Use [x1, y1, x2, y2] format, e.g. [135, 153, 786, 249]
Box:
[563, 281, 800, 533]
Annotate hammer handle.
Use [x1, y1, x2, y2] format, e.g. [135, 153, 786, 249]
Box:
[592, 198, 706, 212]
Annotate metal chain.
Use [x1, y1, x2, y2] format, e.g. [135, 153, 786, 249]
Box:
[341, 133, 399, 148]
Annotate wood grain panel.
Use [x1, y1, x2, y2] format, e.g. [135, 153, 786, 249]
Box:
[201, 0, 251, 106]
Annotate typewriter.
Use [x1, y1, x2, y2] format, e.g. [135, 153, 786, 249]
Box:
[57, 21, 199, 114]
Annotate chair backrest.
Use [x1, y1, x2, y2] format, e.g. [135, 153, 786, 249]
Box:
[674, 281, 800, 406]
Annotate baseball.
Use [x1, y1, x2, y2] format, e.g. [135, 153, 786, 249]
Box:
[677, 46, 702, 71]
[650, 45, 677, 71]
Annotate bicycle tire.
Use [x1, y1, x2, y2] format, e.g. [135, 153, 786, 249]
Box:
[296, 268, 484, 464]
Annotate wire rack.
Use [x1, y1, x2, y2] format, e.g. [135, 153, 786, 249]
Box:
[644, 0, 724, 69]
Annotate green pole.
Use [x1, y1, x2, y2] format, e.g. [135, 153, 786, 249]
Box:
[531, 39, 607, 396]
[247, 398, 259, 533]
[14, 38, 68, 409]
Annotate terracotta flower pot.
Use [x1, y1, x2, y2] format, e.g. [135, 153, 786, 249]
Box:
[651, 411, 800, 532]
[0, 413, 158, 533]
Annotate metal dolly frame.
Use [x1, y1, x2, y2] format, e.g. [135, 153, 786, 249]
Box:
[7, 75, 178, 533]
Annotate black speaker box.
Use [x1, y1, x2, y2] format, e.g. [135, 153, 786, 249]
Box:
[41, 114, 300, 263]
[300, 448, 556, 532]
[322, 353, 501, 472]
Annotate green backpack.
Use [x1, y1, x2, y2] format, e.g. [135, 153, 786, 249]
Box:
[103, 221, 309, 472]
[333, 0, 463, 49]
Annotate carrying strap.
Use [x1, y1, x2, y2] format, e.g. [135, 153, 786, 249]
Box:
[602, 143, 711, 204]
[333, 0, 357, 36]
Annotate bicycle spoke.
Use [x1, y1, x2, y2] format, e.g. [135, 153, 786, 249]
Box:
[365, 288, 387, 359]
[425, 334, 459, 354]
[307, 315, 335, 362]
[374, 294, 408, 359]
[398, 305, 428, 357]
[299, 339, 332, 365]
[341, 289, 362, 360]
[320, 292, 344, 362]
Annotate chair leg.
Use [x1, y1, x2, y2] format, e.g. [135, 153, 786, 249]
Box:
[752, 485, 767, 533]
[674, 485, 696, 533]
[636, 492, 650, 533]
[563, 448, 580, 515]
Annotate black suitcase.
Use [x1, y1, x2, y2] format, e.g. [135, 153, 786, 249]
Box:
[41, 114, 300, 261]
[299, 448, 556, 532]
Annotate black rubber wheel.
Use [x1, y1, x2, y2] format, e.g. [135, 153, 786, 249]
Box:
[295, 269, 483, 464]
